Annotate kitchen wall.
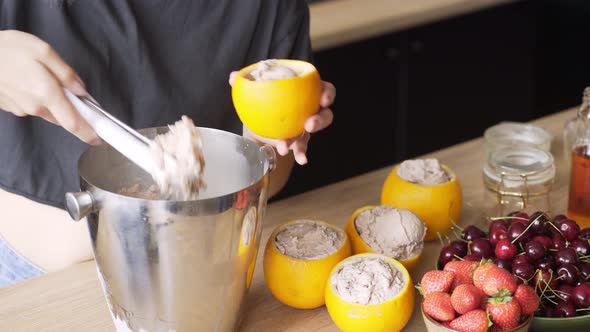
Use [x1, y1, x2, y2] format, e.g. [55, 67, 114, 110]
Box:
[272, 0, 590, 201]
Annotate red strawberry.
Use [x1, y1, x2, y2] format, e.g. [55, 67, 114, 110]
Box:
[451, 284, 486, 314]
[482, 267, 517, 297]
[473, 261, 498, 290]
[449, 309, 490, 332]
[444, 260, 478, 288]
[423, 291, 455, 322]
[486, 297, 521, 330]
[419, 270, 455, 295]
[514, 284, 540, 316]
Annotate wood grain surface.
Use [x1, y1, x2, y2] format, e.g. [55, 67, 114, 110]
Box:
[0, 108, 576, 331]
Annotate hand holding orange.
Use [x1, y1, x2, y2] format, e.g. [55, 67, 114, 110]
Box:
[231, 59, 322, 139]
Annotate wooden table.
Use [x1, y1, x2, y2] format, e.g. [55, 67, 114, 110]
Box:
[0, 108, 575, 331]
[309, 0, 516, 51]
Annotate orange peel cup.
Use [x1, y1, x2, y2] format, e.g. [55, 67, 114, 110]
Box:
[345, 206, 422, 270]
[231, 59, 322, 139]
[381, 164, 463, 241]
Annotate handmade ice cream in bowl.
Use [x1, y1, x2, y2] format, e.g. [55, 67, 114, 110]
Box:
[65, 114, 276, 331]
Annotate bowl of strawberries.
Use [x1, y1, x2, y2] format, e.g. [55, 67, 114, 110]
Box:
[433, 211, 590, 331]
[419, 261, 535, 331]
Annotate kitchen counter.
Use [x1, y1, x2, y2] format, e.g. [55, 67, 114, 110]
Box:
[309, 0, 517, 51]
[0, 108, 575, 331]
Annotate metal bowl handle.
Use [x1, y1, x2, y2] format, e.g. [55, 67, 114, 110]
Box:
[260, 145, 277, 173]
[65, 191, 95, 221]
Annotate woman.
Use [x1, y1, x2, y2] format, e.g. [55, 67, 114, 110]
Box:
[0, 0, 335, 287]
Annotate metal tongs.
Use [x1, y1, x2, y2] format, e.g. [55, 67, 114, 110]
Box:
[64, 89, 175, 175]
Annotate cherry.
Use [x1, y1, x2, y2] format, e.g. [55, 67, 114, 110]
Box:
[470, 238, 493, 258]
[532, 235, 553, 249]
[508, 222, 531, 243]
[493, 257, 512, 271]
[545, 306, 563, 318]
[559, 219, 581, 241]
[572, 283, 590, 308]
[581, 227, 590, 240]
[555, 301, 578, 317]
[535, 269, 559, 289]
[512, 262, 534, 281]
[508, 211, 529, 224]
[579, 262, 590, 281]
[557, 284, 575, 303]
[557, 264, 580, 285]
[438, 245, 461, 267]
[495, 238, 518, 260]
[555, 248, 579, 266]
[489, 219, 508, 232]
[462, 225, 486, 241]
[553, 214, 569, 223]
[571, 238, 590, 256]
[524, 240, 546, 262]
[529, 211, 549, 234]
[489, 227, 508, 246]
[552, 234, 567, 250]
[463, 253, 483, 261]
[513, 254, 531, 266]
[449, 240, 468, 257]
[535, 255, 556, 272]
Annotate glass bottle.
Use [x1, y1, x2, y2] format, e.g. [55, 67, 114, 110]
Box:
[567, 87, 590, 228]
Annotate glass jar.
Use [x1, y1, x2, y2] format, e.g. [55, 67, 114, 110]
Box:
[567, 87, 590, 228]
[484, 122, 553, 160]
[483, 146, 555, 218]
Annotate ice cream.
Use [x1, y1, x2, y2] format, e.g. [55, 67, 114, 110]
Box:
[249, 59, 297, 81]
[354, 206, 426, 261]
[397, 158, 451, 185]
[330, 256, 405, 305]
[148, 115, 206, 200]
[275, 220, 344, 260]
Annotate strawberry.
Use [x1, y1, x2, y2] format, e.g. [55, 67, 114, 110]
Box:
[486, 297, 521, 330]
[451, 284, 486, 314]
[514, 284, 540, 316]
[482, 266, 517, 297]
[423, 291, 455, 322]
[444, 260, 478, 288]
[419, 270, 455, 295]
[473, 261, 498, 290]
[449, 309, 490, 332]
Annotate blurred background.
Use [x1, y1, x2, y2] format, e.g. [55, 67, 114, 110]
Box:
[273, 0, 590, 201]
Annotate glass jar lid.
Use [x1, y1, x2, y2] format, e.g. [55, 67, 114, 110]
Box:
[484, 122, 553, 154]
[483, 146, 555, 188]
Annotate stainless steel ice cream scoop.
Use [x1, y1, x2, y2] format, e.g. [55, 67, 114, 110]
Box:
[63, 89, 176, 176]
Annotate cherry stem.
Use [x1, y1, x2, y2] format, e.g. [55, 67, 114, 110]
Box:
[547, 221, 564, 238]
[453, 255, 464, 261]
[511, 213, 541, 244]
[576, 307, 590, 312]
[437, 232, 444, 246]
[490, 216, 529, 221]
[449, 216, 463, 231]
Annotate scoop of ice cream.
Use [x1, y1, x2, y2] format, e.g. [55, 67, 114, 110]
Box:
[354, 206, 426, 261]
[397, 158, 451, 185]
[275, 220, 343, 260]
[249, 59, 297, 81]
[148, 115, 206, 200]
[330, 256, 405, 305]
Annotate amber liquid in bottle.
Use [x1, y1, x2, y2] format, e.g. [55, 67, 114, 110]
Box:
[568, 145, 590, 228]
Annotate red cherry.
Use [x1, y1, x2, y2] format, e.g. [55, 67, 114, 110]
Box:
[489, 227, 508, 246]
[495, 238, 517, 260]
[532, 235, 553, 249]
[508, 222, 531, 243]
[572, 283, 590, 308]
[559, 220, 581, 241]
[513, 255, 531, 266]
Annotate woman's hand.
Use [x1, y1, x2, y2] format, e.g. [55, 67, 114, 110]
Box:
[0, 30, 99, 144]
[229, 71, 335, 165]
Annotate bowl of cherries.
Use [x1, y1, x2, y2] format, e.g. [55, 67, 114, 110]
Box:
[436, 211, 590, 332]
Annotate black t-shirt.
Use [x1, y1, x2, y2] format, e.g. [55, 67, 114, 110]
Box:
[0, 0, 312, 208]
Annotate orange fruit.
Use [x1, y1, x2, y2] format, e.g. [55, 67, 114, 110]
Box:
[263, 219, 351, 309]
[345, 205, 424, 270]
[325, 253, 415, 332]
[381, 163, 462, 241]
[231, 59, 322, 139]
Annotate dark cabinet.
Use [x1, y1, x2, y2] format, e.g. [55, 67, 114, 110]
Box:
[273, 1, 540, 201]
[404, 0, 537, 158]
[273, 34, 402, 200]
